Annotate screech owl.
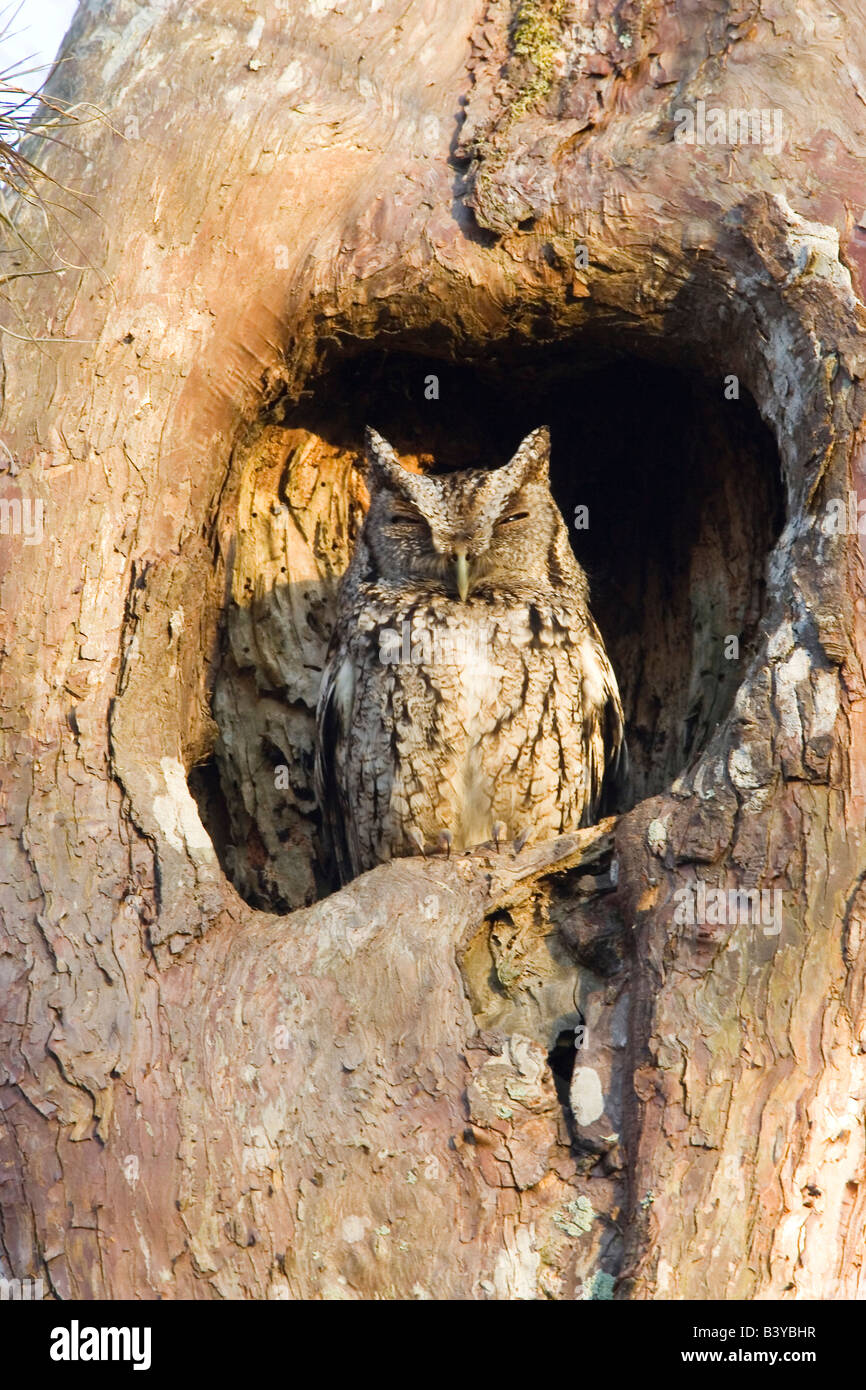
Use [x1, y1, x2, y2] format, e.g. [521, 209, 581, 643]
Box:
[315, 425, 625, 884]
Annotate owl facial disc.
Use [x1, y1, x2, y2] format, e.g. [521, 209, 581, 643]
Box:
[363, 425, 553, 602]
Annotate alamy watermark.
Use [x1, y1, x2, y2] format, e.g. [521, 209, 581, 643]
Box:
[0, 494, 44, 545]
[379, 620, 494, 668]
[50, 1321, 152, 1371]
[0, 1276, 44, 1299]
[674, 99, 784, 155]
[674, 883, 783, 936]
[821, 491, 866, 534]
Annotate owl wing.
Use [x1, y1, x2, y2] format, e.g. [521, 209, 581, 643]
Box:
[314, 635, 356, 886]
[579, 617, 627, 823]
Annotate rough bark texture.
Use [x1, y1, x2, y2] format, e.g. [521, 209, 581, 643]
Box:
[1, 0, 865, 1299]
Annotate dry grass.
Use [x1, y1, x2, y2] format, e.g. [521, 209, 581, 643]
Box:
[0, 1, 102, 341]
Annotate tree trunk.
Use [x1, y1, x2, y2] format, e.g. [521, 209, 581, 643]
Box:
[1, 0, 865, 1299]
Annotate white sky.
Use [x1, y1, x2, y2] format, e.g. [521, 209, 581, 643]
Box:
[0, 0, 79, 90]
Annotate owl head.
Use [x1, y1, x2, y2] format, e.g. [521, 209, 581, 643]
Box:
[361, 425, 575, 601]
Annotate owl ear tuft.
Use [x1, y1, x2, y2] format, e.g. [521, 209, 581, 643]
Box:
[507, 426, 551, 482]
[364, 426, 403, 488]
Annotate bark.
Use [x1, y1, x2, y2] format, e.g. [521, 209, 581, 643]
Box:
[0, 0, 865, 1299]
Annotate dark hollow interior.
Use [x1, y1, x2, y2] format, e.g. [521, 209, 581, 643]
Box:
[194, 343, 784, 908]
[295, 347, 783, 804]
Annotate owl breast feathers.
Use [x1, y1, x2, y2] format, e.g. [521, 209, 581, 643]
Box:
[315, 425, 626, 884]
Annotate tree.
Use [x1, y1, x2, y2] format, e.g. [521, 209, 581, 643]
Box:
[1, 0, 864, 1299]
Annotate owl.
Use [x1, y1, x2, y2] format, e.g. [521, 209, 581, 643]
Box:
[315, 425, 625, 884]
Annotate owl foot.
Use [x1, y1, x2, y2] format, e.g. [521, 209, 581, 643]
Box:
[465, 823, 512, 856]
[512, 827, 531, 854]
[408, 826, 453, 858]
[408, 826, 427, 857]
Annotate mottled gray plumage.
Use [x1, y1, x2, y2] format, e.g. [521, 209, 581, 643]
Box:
[315, 425, 625, 884]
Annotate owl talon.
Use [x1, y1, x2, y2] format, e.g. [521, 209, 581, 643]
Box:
[437, 830, 452, 858]
[512, 827, 531, 854]
[408, 826, 427, 857]
[492, 821, 507, 852]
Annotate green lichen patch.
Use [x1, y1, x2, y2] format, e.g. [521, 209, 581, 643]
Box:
[582, 1269, 616, 1300]
[553, 1194, 595, 1237]
[509, 0, 568, 117]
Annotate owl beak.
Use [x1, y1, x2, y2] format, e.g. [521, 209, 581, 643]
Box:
[454, 549, 470, 602]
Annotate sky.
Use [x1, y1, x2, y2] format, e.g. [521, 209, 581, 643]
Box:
[0, 0, 78, 91]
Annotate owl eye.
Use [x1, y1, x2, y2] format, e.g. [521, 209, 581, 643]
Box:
[497, 510, 530, 526]
[389, 511, 427, 527]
